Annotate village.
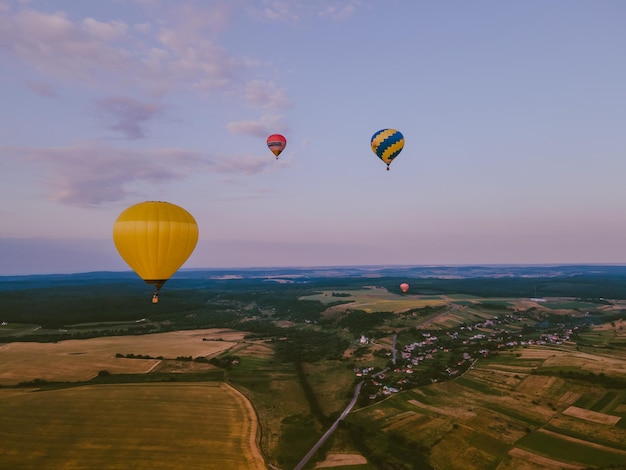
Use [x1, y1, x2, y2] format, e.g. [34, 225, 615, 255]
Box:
[353, 311, 578, 402]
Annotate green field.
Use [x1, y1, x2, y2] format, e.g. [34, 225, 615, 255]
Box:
[542, 301, 604, 310]
[516, 430, 626, 467]
[300, 288, 448, 313]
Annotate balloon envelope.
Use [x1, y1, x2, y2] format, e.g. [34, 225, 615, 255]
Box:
[371, 129, 404, 169]
[113, 201, 199, 292]
[267, 134, 287, 158]
[400, 283, 409, 293]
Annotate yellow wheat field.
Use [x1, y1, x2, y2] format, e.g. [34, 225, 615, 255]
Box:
[0, 329, 241, 385]
[0, 382, 265, 469]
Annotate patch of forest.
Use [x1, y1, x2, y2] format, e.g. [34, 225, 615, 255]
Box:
[3, 272, 626, 345]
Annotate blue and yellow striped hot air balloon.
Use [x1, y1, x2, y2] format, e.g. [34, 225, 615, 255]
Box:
[371, 128, 404, 170]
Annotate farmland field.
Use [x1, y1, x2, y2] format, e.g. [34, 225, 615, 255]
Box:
[225, 349, 317, 468]
[300, 288, 448, 313]
[0, 382, 265, 469]
[346, 340, 626, 470]
[0, 329, 241, 385]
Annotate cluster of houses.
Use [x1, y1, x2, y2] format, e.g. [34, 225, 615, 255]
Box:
[354, 312, 579, 400]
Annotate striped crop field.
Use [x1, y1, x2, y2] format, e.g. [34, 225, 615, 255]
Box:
[348, 340, 626, 469]
[0, 382, 265, 470]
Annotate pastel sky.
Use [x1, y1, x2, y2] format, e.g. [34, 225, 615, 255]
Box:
[1, 0, 626, 275]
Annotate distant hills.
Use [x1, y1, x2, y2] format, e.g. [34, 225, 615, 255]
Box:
[2, 264, 626, 289]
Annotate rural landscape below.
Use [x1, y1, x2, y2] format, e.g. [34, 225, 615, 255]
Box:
[2, 264, 626, 469]
[3, 2, 625, 469]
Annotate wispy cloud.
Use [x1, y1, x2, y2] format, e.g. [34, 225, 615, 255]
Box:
[0, 0, 296, 145]
[26, 80, 56, 97]
[317, 1, 362, 21]
[0, 0, 370, 174]
[249, 0, 363, 22]
[4, 143, 272, 206]
[0, 3, 253, 96]
[208, 153, 271, 175]
[0, 1, 357, 96]
[95, 96, 165, 139]
[227, 114, 287, 138]
[0, 9, 135, 84]
[243, 80, 290, 110]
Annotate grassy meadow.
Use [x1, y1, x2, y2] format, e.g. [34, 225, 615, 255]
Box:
[224, 342, 322, 468]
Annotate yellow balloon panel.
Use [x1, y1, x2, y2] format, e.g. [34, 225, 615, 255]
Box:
[113, 201, 199, 288]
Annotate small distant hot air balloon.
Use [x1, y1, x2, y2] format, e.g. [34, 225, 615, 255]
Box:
[267, 134, 287, 159]
[400, 283, 410, 293]
[113, 201, 199, 303]
[371, 129, 404, 170]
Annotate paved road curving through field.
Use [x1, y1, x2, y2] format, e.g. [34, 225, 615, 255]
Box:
[293, 366, 392, 470]
[294, 333, 399, 470]
[293, 380, 364, 470]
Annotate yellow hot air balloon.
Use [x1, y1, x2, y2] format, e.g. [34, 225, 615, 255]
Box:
[113, 201, 199, 303]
